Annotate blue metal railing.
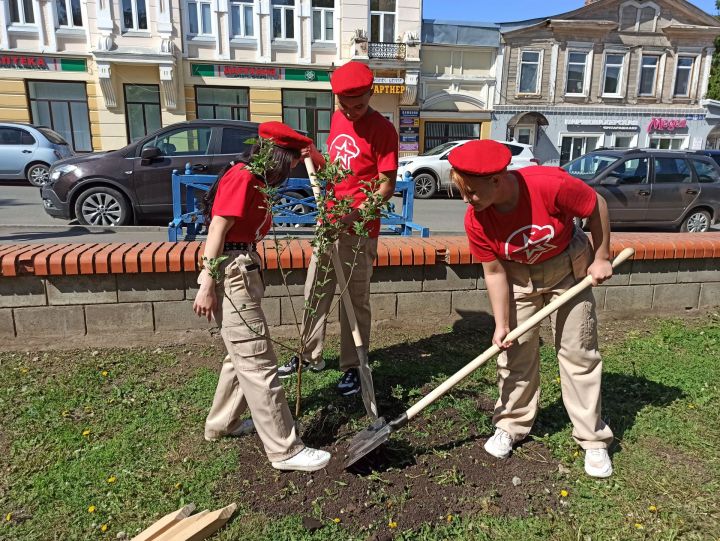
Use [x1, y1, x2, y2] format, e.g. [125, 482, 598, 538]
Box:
[168, 165, 430, 241]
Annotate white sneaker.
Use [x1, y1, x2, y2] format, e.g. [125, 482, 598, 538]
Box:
[584, 448, 613, 478]
[484, 428, 515, 459]
[204, 419, 255, 442]
[271, 447, 331, 472]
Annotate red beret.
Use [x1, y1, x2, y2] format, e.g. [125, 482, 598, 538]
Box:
[331, 61, 374, 96]
[258, 121, 312, 151]
[448, 140, 512, 177]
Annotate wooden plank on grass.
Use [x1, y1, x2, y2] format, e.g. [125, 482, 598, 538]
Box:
[164, 503, 237, 541]
[150, 510, 210, 541]
[131, 504, 196, 541]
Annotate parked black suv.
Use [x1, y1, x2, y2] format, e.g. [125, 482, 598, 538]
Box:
[41, 119, 311, 226]
[562, 149, 720, 232]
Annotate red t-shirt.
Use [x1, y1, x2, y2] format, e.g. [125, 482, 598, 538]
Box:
[326, 109, 399, 237]
[465, 166, 597, 264]
[211, 164, 272, 243]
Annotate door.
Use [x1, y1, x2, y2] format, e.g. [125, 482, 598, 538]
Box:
[131, 126, 214, 219]
[595, 156, 651, 223]
[0, 127, 37, 178]
[646, 156, 699, 224]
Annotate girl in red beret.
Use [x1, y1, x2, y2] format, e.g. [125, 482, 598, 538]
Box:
[193, 121, 330, 472]
[449, 139, 614, 478]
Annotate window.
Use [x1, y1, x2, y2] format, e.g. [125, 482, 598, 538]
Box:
[563, 152, 619, 180]
[608, 157, 648, 184]
[220, 127, 256, 155]
[230, 0, 254, 37]
[690, 159, 720, 183]
[602, 54, 625, 96]
[638, 6, 656, 32]
[620, 5, 638, 31]
[272, 0, 294, 39]
[10, 0, 35, 24]
[653, 158, 692, 183]
[56, 0, 83, 27]
[28, 81, 92, 152]
[518, 50, 541, 94]
[312, 0, 334, 42]
[122, 0, 148, 30]
[613, 134, 636, 148]
[648, 136, 686, 150]
[514, 126, 534, 145]
[674, 57, 694, 97]
[638, 55, 658, 96]
[424, 122, 479, 152]
[196, 87, 249, 121]
[370, 0, 395, 42]
[565, 51, 588, 95]
[124, 85, 162, 143]
[560, 136, 600, 165]
[142, 128, 212, 156]
[282, 90, 333, 151]
[620, 2, 658, 32]
[0, 127, 35, 145]
[188, 0, 212, 35]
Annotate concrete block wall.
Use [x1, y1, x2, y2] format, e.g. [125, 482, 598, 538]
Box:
[0, 234, 719, 345]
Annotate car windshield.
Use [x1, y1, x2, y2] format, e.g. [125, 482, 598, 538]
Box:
[563, 152, 620, 181]
[421, 142, 459, 156]
[37, 127, 69, 145]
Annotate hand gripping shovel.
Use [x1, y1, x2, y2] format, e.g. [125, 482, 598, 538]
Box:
[344, 247, 636, 468]
[304, 157, 379, 419]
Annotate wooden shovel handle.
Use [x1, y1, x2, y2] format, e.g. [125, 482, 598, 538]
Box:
[405, 247, 635, 421]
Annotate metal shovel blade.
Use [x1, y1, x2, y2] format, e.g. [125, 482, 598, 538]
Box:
[356, 346, 378, 419]
[344, 413, 408, 469]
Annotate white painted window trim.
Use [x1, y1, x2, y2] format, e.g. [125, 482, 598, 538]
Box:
[229, 0, 255, 37]
[671, 54, 697, 98]
[369, 1, 396, 43]
[54, 0, 84, 28]
[516, 48, 544, 96]
[612, 132, 638, 147]
[619, 0, 660, 33]
[557, 133, 606, 163]
[7, 0, 36, 25]
[638, 53, 660, 97]
[601, 50, 627, 98]
[311, 0, 334, 42]
[271, 0, 294, 40]
[122, 0, 149, 31]
[186, 0, 214, 36]
[513, 125, 535, 145]
[564, 48, 592, 97]
[646, 134, 689, 149]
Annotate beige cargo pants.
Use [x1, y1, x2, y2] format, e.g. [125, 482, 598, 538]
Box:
[493, 232, 614, 449]
[300, 234, 378, 370]
[204, 250, 304, 462]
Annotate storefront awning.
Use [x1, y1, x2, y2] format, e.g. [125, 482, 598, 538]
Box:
[507, 111, 549, 128]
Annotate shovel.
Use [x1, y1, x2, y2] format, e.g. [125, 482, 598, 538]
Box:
[303, 156, 378, 419]
[344, 247, 636, 468]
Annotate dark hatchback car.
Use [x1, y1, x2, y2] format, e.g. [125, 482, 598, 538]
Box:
[562, 149, 720, 232]
[41, 119, 311, 226]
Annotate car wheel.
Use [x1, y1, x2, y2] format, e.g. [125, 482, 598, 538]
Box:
[276, 191, 311, 215]
[413, 173, 437, 199]
[75, 187, 131, 226]
[26, 163, 50, 187]
[680, 209, 711, 233]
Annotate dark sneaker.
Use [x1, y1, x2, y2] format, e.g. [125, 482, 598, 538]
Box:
[337, 368, 361, 396]
[277, 355, 326, 379]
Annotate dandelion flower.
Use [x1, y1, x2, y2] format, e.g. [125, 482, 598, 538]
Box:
[5, 513, 11, 522]
[446, 514, 454, 522]
[388, 521, 398, 529]
[560, 489, 569, 498]
[101, 371, 108, 377]
[82, 429, 91, 437]
[555, 376, 561, 383]
[20, 368, 28, 374]
[107, 476, 117, 484]
[101, 524, 108, 532]
[573, 451, 579, 458]
[648, 505, 657, 513]
[88, 505, 96, 513]
[634, 523, 643, 529]
[688, 404, 696, 409]
[332, 518, 341, 524]
[174, 482, 182, 490]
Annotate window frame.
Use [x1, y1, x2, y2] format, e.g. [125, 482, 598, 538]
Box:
[673, 55, 695, 98]
[124, 84, 162, 144]
[56, 0, 84, 28]
[9, 0, 36, 25]
[121, 0, 149, 31]
[271, 0, 295, 40]
[194, 85, 251, 121]
[601, 52, 626, 98]
[140, 126, 213, 157]
[638, 54, 659, 97]
[564, 49, 591, 97]
[558, 133, 603, 166]
[689, 158, 720, 184]
[229, 0, 254, 38]
[647, 135, 688, 150]
[187, 0, 213, 36]
[369, 0, 396, 43]
[311, 0, 334, 43]
[517, 49, 543, 96]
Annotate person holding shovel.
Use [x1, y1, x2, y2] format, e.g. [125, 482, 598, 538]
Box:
[448, 139, 615, 478]
[277, 61, 399, 398]
[193, 121, 330, 472]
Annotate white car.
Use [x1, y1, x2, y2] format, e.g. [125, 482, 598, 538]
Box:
[398, 140, 538, 198]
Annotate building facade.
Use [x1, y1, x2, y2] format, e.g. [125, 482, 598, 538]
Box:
[492, 0, 720, 165]
[417, 19, 499, 153]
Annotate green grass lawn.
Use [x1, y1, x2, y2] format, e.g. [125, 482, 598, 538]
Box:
[1, 315, 718, 540]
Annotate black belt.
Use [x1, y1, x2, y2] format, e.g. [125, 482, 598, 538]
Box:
[224, 242, 256, 252]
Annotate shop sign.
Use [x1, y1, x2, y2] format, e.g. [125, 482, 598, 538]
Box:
[375, 77, 404, 84]
[191, 63, 330, 82]
[399, 108, 420, 152]
[373, 84, 406, 94]
[0, 55, 87, 72]
[647, 117, 688, 133]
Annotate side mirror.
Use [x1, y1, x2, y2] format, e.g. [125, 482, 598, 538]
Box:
[600, 175, 620, 186]
[141, 146, 161, 162]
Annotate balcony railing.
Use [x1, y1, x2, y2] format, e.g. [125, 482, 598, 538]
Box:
[368, 42, 406, 60]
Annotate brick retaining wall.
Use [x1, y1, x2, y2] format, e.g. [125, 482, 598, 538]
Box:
[1, 234, 719, 346]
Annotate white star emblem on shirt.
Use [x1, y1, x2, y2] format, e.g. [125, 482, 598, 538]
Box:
[329, 134, 360, 170]
[506, 225, 558, 264]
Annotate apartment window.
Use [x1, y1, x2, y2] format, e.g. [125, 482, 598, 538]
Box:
[638, 56, 658, 96]
[196, 87, 249, 121]
[10, 0, 35, 24]
[272, 0, 294, 39]
[125, 85, 162, 143]
[649, 136, 687, 150]
[565, 52, 588, 95]
[602, 53, 625, 96]
[312, 0, 334, 42]
[282, 90, 333, 152]
[230, 0, 254, 37]
[28, 81, 92, 152]
[424, 122, 480, 151]
[370, 0, 395, 42]
[613, 134, 635, 148]
[518, 50, 541, 94]
[122, 0, 148, 30]
[514, 126, 534, 146]
[57, 0, 83, 27]
[188, 0, 212, 35]
[560, 135, 600, 165]
[674, 57, 694, 97]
